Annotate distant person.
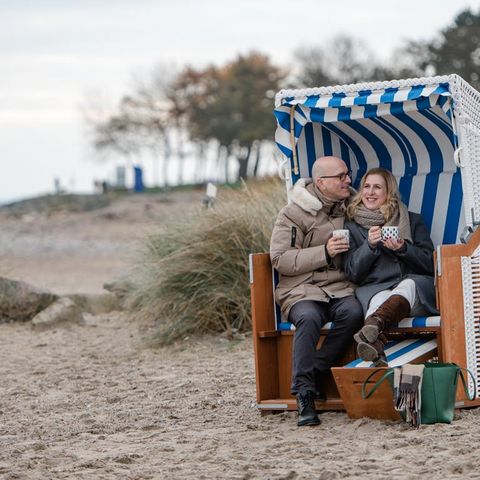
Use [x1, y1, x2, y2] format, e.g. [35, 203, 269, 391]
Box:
[54, 177, 61, 194]
[101, 180, 108, 194]
[270, 156, 363, 427]
[344, 168, 438, 367]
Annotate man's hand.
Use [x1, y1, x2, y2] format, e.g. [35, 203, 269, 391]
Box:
[368, 226, 382, 248]
[326, 235, 349, 258]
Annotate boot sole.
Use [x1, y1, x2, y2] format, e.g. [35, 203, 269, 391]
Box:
[361, 325, 380, 343]
[357, 341, 380, 362]
[298, 417, 321, 427]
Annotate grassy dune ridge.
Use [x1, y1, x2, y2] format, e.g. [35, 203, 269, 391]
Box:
[128, 179, 286, 344]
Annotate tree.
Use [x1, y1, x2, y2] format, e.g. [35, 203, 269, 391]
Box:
[389, 9, 480, 89]
[294, 35, 381, 87]
[426, 9, 480, 89]
[173, 52, 285, 181]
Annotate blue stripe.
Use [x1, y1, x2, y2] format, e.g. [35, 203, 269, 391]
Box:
[303, 95, 320, 108]
[380, 87, 399, 103]
[372, 116, 416, 204]
[344, 119, 393, 171]
[427, 106, 454, 131]
[354, 90, 372, 105]
[419, 109, 455, 148]
[340, 139, 352, 171]
[321, 125, 333, 156]
[276, 143, 292, 159]
[433, 83, 450, 95]
[385, 338, 431, 363]
[337, 106, 351, 122]
[321, 123, 368, 188]
[304, 123, 317, 168]
[293, 118, 303, 138]
[310, 108, 325, 123]
[407, 85, 425, 100]
[443, 169, 463, 244]
[394, 110, 444, 230]
[296, 106, 308, 120]
[274, 110, 291, 130]
[328, 92, 346, 107]
[411, 316, 427, 327]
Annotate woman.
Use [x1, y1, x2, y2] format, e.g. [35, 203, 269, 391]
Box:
[344, 168, 438, 367]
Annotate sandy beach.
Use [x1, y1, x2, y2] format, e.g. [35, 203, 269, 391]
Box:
[1, 191, 479, 479]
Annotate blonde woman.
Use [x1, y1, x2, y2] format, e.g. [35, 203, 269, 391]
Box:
[344, 168, 438, 366]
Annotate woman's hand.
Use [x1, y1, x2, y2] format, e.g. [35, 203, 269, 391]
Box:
[367, 226, 382, 248]
[326, 235, 349, 258]
[383, 237, 405, 251]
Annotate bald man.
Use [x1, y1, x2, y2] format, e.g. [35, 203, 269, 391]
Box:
[270, 156, 363, 426]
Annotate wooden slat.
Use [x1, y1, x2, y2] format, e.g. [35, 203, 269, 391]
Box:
[250, 253, 279, 403]
[332, 367, 401, 420]
[257, 398, 345, 412]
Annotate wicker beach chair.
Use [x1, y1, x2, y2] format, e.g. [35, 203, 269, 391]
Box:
[250, 74, 480, 419]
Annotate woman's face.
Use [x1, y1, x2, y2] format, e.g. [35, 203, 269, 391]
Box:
[362, 173, 388, 210]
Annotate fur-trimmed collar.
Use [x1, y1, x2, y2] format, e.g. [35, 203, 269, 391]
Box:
[289, 178, 323, 216]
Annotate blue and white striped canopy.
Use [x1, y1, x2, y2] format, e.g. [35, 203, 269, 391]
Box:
[274, 80, 462, 246]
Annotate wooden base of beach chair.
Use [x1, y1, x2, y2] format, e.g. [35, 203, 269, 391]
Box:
[332, 338, 438, 420]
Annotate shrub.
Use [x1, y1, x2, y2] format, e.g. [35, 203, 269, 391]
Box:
[128, 179, 286, 345]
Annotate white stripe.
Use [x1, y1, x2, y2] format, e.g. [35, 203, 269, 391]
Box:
[324, 108, 339, 123]
[396, 316, 441, 328]
[366, 91, 383, 105]
[393, 87, 411, 103]
[358, 117, 406, 177]
[431, 173, 455, 246]
[331, 121, 382, 170]
[316, 96, 332, 108]
[313, 124, 327, 161]
[388, 339, 438, 367]
[275, 128, 292, 153]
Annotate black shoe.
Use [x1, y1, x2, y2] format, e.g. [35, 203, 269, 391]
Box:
[296, 391, 321, 427]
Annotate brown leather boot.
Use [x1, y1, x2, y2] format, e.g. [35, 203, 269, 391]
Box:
[358, 294, 411, 343]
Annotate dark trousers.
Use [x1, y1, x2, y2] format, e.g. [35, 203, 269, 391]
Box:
[289, 296, 363, 395]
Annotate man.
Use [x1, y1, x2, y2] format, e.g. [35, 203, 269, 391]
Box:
[270, 156, 363, 426]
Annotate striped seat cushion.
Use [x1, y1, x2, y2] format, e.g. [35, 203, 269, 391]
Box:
[345, 337, 438, 368]
[277, 316, 441, 332]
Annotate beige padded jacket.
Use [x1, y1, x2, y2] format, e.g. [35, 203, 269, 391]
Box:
[270, 179, 355, 319]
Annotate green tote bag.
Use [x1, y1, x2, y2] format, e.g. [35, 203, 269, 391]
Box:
[362, 362, 477, 424]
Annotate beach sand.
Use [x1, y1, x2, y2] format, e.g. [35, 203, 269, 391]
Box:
[1, 191, 479, 479]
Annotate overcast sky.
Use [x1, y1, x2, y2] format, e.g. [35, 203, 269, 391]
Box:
[1, 0, 479, 203]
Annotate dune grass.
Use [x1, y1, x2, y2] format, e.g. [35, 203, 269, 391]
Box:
[128, 179, 286, 345]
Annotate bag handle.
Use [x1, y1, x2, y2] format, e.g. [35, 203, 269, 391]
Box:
[457, 367, 477, 401]
[362, 368, 394, 399]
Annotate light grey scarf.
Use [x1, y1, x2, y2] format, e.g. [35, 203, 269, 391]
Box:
[393, 364, 425, 428]
[352, 202, 412, 243]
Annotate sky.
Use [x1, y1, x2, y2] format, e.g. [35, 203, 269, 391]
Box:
[1, 0, 479, 204]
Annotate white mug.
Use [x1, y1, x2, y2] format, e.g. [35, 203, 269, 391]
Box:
[332, 229, 350, 245]
[381, 226, 400, 241]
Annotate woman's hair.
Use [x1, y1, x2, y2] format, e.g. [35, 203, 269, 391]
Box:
[347, 168, 400, 221]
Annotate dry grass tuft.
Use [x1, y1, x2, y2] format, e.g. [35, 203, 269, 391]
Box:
[128, 179, 286, 345]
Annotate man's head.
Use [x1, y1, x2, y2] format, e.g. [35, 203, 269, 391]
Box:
[312, 156, 352, 201]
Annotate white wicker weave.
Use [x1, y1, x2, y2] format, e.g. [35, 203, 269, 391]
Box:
[461, 248, 480, 399]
